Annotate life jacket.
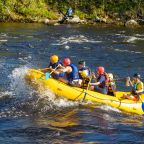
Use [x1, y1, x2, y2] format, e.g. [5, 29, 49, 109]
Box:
[132, 81, 143, 92]
[49, 60, 64, 78]
[97, 73, 109, 88]
[66, 64, 79, 82]
[81, 77, 90, 89]
[49, 60, 62, 69]
[107, 82, 116, 96]
[79, 66, 91, 79]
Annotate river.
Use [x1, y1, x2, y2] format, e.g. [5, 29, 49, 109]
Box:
[0, 23, 144, 143]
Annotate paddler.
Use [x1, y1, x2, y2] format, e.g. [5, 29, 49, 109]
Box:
[89, 66, 108, 94]
[52, 58, 79, 86]
[122, 73, 144, 101]
[107, 73, 116, 96]
[78, 60, 91, 80]
[41, 55, 64, 79]
[79, 70, 91, 89]
[59, 7, 73, 24]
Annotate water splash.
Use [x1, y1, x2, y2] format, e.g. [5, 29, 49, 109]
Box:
[0, 66, 79, 118]
[9, 66, 30, 97]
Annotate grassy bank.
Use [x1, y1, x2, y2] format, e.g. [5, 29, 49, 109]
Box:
[0, 0, 144, 24]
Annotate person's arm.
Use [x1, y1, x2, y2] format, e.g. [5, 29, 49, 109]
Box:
[91, 72, 97, 82]
[90, 75, 105, 86]
[136, 89, 144, 93]
[49, 64, 62, 74]
[89, 73, 97, 86]
[129, 80, 133, 87]
[53, 66, 72, 74]
[90, 82, 100, 86]
[126, 77, 133, 87]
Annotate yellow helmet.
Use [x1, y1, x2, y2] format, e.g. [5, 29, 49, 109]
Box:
[108, 73, 113, 81]
[80, 70, 89, 78]
[50, 55, 59, 64]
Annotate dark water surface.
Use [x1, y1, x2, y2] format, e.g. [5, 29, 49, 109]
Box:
[0, 23, 144, 144]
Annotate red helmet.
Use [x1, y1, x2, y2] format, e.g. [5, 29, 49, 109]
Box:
[63, 58, 71, 66]
[97, 66, 105, 74]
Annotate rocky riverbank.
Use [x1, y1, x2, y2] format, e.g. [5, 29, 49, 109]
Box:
[43, 15, 144, 28]
[0, 0, 144, 28]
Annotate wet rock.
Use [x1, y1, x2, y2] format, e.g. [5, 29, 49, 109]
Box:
[125, 19, 140, 28]
[44, 18, 50, 24]
[43, 19, 59, 25]
[95, 17, 107, 23]
[66, 15, 86, 24]
[137, 19, 144, 25]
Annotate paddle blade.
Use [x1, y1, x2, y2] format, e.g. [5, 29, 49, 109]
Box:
[45, 72, 51, 80]
[142, 103, 144, 112]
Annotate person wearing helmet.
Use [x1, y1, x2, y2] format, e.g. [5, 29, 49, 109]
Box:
[122, 73, 143, 101]
[78, 60, 91, 80]
[48, 55, 60, 68]
[79, 70, 91, 89]
[90, 66, 108, 94]
[41, 55, 64, 79]
[107, 73, 116, 96]
[53, 58, 79, 85]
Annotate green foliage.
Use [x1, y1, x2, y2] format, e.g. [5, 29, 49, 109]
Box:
[0, 0, 143, 22]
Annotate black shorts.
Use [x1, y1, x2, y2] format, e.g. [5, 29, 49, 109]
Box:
[131, 91, 143, 97]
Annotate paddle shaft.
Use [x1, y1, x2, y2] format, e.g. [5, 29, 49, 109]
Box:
[82, 76, 92, 102]
[50, 65, 60, 74]
[113, 77, 144, 82]
[40, 65, 59, 80]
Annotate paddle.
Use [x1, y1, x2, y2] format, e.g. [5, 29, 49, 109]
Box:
[113, 77, 144, 82]
[82, 76, 92, 102]
[45, 65, 60, 80]
[138, 95, 144, 111]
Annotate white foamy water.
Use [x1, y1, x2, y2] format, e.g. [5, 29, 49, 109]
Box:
[99, 105, 121, 113]
[52, 35, 102, 47]
[8, 66, 78, 113]
[114, 48, 142, 54]
[0, 91, 13, 99]
[35, 87, 79, 112]
[135, 34, 144, 37]
[9, 66, 30, 97]
[0, 33, 8, 42]
[0, 39, 7, 42]
[125, 36, 144, 43]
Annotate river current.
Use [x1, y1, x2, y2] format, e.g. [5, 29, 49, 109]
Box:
[0, 23, 144, 143]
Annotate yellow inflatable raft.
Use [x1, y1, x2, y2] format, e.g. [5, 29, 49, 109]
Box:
[25, 69, 144, 115]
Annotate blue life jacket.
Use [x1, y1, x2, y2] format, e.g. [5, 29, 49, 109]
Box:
[66, 64, 79, 82]
[132, 82, 142, 91]
[48, 60, 64, 78]
[48, 60, 62, 69]
[79, 66, 91, 79]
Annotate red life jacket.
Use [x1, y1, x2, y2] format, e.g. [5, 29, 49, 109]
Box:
[97, 73, 109, 88]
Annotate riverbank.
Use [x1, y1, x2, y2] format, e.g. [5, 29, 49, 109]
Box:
[0, 0, 144, 28]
